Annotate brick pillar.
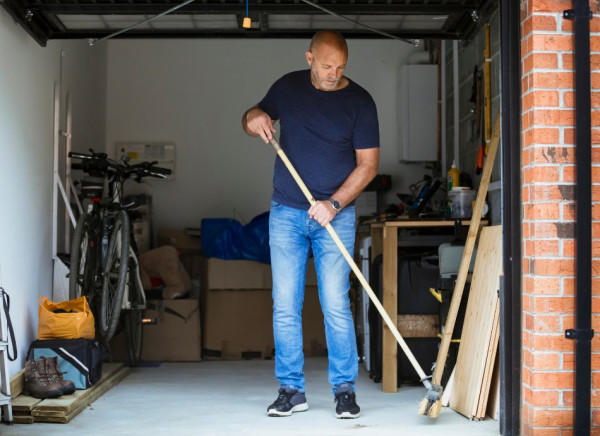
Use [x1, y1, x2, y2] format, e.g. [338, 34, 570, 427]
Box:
[521, 0, 599, 434]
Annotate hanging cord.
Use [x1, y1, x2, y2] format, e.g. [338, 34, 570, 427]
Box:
[1, 288, 17, 361]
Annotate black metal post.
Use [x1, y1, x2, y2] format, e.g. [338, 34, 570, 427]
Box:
[563, 1, 594, 435]
[499, 0, 522, 434]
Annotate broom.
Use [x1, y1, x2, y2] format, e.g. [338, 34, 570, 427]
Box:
[418, 112, 501, 418]
[267, 136, 433, 392]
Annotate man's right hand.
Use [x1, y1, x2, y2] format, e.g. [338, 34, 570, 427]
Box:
[242, 106, 276, 143]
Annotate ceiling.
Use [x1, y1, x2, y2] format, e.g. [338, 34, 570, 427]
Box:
[1, 0, 497, 47]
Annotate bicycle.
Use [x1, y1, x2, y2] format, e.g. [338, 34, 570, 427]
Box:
[68, 149, 171, 365]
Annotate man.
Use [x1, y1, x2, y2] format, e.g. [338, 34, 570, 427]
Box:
[242, 30, 379, 419]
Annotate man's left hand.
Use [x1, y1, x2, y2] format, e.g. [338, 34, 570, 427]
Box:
[308, 200, 337, 227]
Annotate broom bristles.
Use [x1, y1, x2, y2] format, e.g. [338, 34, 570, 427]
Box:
[418, 384, 443, 418]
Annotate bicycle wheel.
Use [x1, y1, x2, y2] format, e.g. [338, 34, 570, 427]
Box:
[69, 212, 98, 303]
[123, 250, 144, 366]
[99, 210, 130, 342]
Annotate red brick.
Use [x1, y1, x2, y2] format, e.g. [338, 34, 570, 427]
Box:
[530, 184, 571, 202]
[530, 222, 559, 238]
[562, 239, 575, 256]
[532, 109, 575, 126]
[531, 408, 573, 427]
[524, 165, 561, 184]
[530, 146, 574, 164]
[532, 0, 574, 13]
[533, 295, 575, 313]
[532, 14, 558, 31]
[531, 72, 574, 90]
[525, 238, 561, 256]
[592, 72, 600, 90]
[531, 34, 573, 51]
[531, 333, 576, 352]
[563, 277, 575, 295]
[531, 314, 562, 332]
[525, 203, 561, 220]
[563, 389, 574, 407]
[562, 314, 574, 330]
[563, 165, 575, 182]
[526, 276, 562, 295]
[561, 203, 576, 221]
[563, 352, 575, 370]
[527, 389, 561, 407]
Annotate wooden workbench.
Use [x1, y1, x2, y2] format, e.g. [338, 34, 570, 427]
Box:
[369, 217, 486, 393]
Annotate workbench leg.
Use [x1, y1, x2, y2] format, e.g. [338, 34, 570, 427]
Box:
[382, 226, 398, 393]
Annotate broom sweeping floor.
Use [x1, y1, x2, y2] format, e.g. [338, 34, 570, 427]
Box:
[3, 357, 499, 436]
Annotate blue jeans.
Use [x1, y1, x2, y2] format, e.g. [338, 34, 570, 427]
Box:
[269, 201, 358, 394]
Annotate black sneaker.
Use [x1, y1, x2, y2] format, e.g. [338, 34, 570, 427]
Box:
[267, 386, 309, 417]
[334, 386, 360, 419]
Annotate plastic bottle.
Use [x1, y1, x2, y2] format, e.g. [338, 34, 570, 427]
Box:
[447, 161, 460, 191]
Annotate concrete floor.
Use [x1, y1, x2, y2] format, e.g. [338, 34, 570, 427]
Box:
[3, 358, 500, 436]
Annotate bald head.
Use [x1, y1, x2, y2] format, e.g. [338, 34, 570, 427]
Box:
[309, 30, 348, 58]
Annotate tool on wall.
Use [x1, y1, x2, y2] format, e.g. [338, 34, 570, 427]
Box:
[266, 136, 432, 392]
[419, 111, 500, 419]
[483, 24, 492, 155]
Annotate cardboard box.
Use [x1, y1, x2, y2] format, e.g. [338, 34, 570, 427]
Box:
[202, 286, 326, 360]
[206, 258, 317, 290]
[142, 298, 201, 361]
[158, 228, 202, 252]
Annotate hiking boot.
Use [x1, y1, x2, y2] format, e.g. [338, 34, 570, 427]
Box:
[44, 356, 76, 395]
[267, 386, 308, 417]
[334, 385, 360, 419]
[22, 357, 64, 399]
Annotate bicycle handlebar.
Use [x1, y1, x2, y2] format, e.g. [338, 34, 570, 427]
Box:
[68, 150, 172, 180]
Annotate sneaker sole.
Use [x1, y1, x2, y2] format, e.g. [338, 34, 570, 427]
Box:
[336, 411, 360, 419]
[267, 403, 309, 417]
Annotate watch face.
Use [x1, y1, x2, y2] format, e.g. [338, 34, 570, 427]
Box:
[330, 199, 341, 211]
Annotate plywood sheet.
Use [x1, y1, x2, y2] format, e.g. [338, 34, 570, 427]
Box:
[449, 225, 502, 419]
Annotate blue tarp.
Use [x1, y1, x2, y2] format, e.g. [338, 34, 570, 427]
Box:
[201, 211, 270, 264]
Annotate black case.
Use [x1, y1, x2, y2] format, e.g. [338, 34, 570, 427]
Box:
[368, 249, 440, 386]
[27, 338, 107, 389]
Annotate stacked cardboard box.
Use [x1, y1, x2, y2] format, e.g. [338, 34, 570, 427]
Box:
[202, 258, 325, 360]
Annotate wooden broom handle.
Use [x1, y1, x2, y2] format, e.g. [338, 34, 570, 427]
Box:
[269, 137, 432, 389]
[432, 112, 501, 385]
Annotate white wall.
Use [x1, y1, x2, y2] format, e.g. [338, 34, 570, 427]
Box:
[105, 38, 431, 237]
[0, 9, 107, 375]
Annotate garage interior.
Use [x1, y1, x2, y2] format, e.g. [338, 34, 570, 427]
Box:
[0, 0, 514, 434]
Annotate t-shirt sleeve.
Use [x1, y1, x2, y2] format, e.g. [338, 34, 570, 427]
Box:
[353, 94, 380, 150]
[257, 78, 283, 121]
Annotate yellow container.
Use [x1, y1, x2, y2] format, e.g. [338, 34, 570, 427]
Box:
[447, 160, 460, 191]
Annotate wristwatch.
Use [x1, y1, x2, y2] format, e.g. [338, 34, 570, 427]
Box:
[329, 198, 342, 213]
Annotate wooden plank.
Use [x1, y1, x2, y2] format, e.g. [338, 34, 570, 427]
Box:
[35, 362, 124, 412]
[486, 352, 501, 420]
[13, 415, 34, 424]
[476, 302, 500, 419]
[382, 225, 398, 392]
[11, 395, 41, 412]
[9, 368, 23, 397]
[431, 113, 500, 388]
[449, 225, 502, 419]
[397, 314, 440, 338]
[33, 366, 130, 423]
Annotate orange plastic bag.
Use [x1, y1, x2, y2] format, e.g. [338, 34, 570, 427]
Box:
[37, 296, 95, 340]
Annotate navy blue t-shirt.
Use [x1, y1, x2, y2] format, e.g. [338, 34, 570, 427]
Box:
[258, 70, 380, 210]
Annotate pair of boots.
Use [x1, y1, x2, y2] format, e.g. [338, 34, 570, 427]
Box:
[23, 356, 76, 399]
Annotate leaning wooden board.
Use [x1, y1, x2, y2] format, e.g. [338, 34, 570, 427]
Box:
[449, 225, 502, 419]
[7, 362, 129, 424]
